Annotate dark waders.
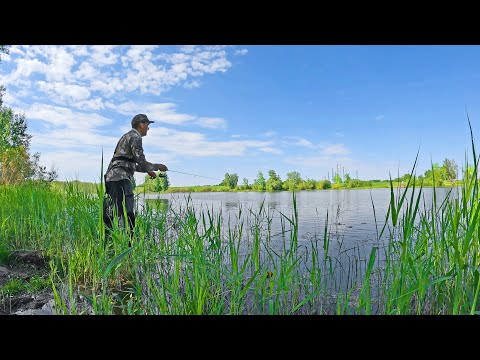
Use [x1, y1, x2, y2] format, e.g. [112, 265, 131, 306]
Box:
[103, 179, 135, 246]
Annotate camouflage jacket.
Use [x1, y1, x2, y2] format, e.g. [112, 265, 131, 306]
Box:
[104, 128, 158, 182]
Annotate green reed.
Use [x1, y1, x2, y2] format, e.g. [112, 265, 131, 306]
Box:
[3, 119, 480, 314]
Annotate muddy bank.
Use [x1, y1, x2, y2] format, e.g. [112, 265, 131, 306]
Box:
[0, 250, 55, 315]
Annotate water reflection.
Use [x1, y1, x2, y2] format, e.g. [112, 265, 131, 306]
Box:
[141, 188, 455, 252]
[225, 201, 238, 211]
[144, 198, 169, 213]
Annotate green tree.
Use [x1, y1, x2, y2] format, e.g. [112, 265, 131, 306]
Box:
[315, 180, 331, 190]
[253, 171, 266, 191]
[0, 103, 57, 184]
[222, 172, 238, 189]
[0, 46, 57, 185]
[333, 172, 342, 184]
[0, 46, 7, 108]
[266, 170, 282, 191]
[424, 163, 445, 186]
[283, 171, 302, 191]
[303, 178, 316, 190]
[442, 158, 458, 181]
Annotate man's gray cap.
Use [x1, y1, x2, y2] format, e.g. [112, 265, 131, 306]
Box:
[131, 114, 155, 127]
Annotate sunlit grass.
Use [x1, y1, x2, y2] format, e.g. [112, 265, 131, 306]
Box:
[1, 120, 480, 314]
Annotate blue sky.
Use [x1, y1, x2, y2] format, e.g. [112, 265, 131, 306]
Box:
[0, 45, 478, 186]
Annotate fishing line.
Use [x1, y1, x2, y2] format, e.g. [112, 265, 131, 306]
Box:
[167, 170, 222, 181]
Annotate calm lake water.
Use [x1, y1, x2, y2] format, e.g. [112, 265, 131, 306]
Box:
[140, 187, 457, 258]
[137, 187, 458, 313]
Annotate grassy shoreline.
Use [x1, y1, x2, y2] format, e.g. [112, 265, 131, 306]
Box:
[46, 179, 460, 196]
[0, 130, 475, 314]
[150, 181, 460, 194]
[0, 170, 476, 314]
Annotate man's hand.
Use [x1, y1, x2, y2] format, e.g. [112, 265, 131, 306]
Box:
[157, 164, 168, 172]
[148, 171, 157, 179]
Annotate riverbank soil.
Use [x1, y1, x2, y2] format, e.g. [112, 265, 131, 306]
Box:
[0, 250, 55, 315]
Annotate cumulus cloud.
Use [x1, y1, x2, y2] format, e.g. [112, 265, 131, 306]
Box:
[2, 45, 237, 105]
[36, 81, 91, 104]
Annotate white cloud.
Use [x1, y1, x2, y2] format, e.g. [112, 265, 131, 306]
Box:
[184, 80, 201, 89]
[259, 147, 282, 154]
[104, 101, 135, 114]
[282, 136, 317, 149]
[179, 45, 197, 54]
[107, 101, 225, 128]
[0, 45, 257, 183]
[4, 58, 47, 84]
[145, 127, 272, 157]
[146, 103, 195, 125]
[73, 97, 105, 111]
[196, 117, 226, 129]
[321, 143, 350, 155]
[19, 104, 274, 181]
[37, 81, 90, 103]
[65, 45, 89, 57]
[2, 45, 241, 107]
[234, 49, 248, 56]
[25, 103, 113, 130]
[90, 46, 120, 66]
[38, 151, 106, 183]
[1, 92, 19, 106]
[297, 138, 315, 148]
[90, 78, 125, 96]
[8, 47, 26, 57]
[14, 46, 77, 83]
[74, 61, 101, 80]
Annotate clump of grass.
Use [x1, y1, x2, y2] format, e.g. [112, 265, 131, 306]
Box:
[0, 275, 50, 297]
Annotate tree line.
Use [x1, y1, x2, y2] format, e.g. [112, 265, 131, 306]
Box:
[217, 160, 460, 192]
[139, 159, 461, 193]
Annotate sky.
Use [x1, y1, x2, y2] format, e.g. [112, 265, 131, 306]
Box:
[0, 45, 479, 186]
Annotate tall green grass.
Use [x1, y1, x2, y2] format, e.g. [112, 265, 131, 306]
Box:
[2, 121, 480, 314]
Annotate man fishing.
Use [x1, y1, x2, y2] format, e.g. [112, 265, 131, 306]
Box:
[103, 114, 168, 239]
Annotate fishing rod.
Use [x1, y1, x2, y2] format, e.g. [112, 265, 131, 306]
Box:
[166, 170, 222, 181]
